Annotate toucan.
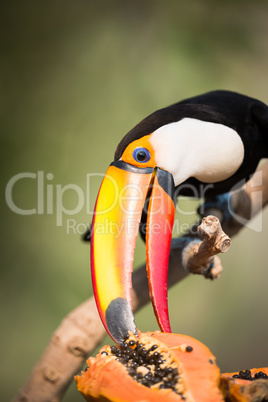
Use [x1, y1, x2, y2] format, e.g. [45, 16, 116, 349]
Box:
[90, 90, 268, 345]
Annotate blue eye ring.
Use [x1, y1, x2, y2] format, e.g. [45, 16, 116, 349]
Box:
[132, 147, 151, 163]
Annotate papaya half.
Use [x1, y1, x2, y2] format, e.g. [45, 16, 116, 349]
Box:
[75, 331, 224, 402]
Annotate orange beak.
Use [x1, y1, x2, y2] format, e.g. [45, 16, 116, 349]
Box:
[91, 161, 175, 344]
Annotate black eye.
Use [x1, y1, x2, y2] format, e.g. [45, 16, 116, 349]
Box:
[136, 150, 147, 161]
[133, 147, 150, 163]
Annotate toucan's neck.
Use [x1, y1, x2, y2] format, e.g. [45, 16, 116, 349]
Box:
[151, 118, 245, 187]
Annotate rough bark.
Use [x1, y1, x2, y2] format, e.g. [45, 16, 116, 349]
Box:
[183, 215, 230, 279]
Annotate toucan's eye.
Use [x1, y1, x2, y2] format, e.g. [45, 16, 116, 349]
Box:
[133, 147, 151, 163]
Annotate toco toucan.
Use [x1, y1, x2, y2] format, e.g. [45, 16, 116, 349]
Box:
[90, 90, 268, 344]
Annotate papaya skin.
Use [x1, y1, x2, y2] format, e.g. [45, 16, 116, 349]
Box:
[75, 331, 224, 402]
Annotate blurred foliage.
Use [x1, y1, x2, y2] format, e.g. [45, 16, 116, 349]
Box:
[1, 1, 268, 400]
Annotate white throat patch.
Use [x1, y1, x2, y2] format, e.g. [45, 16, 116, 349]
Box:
[151, 118, 244, 187]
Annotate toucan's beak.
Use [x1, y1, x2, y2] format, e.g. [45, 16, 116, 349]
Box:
[91, 160, 175, 344]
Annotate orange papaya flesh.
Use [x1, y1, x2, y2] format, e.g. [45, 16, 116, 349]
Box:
[75, 331, 224, 402]
[220, 368, 268, 402]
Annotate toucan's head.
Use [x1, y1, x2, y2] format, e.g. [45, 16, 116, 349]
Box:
[91, 102, 244, 344]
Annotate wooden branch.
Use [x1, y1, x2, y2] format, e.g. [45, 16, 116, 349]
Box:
[183, 216, 231, 279]
[13, 298, 106, 402]
[13, 162, 268, 402]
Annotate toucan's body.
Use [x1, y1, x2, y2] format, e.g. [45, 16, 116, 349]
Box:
[90, 90, 268, 344]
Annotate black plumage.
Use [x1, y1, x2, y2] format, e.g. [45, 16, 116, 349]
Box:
[115, 90, 268, 197]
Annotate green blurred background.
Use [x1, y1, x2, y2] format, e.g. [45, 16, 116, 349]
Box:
[1, 1, 268, 400]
